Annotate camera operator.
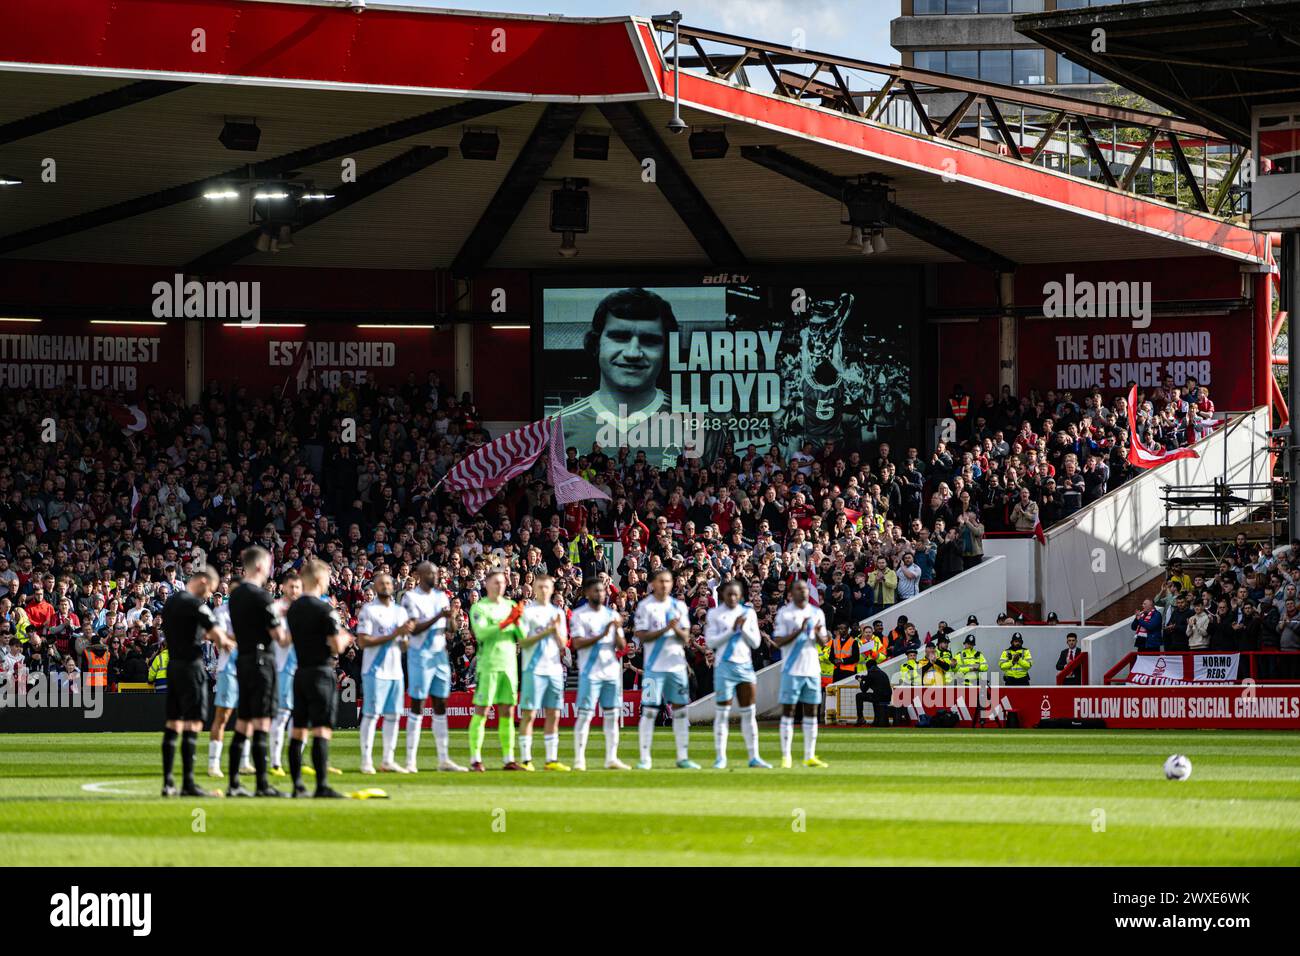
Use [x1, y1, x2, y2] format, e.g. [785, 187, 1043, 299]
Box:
[854, 656, 893, 727]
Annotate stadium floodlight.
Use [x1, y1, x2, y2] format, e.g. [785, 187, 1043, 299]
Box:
[253, 190, 291, 201]
[218, 119, 262, 152]
[300, 191, 335, 201]
[203, 188, 240, 200]
[459, 129, 500, 161]
[688, 128, 728, 159]
[0, 175, 22, 186]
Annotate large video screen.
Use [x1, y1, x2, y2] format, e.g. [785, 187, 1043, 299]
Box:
[538, 276, 917, 466]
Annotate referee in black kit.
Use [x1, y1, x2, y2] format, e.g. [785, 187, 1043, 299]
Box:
[160, 565, 231, 797]
[286, 558, 354, 798]
[227, 546, 292, 797]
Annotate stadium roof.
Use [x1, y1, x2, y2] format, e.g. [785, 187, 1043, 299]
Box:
[1017, 0, 1300, 147]
[0, 0, 1270, 281]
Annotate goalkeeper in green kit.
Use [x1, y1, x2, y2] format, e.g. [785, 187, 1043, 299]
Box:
[467, 568, 526, 771]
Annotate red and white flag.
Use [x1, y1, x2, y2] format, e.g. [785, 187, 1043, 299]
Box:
[1032, 510, 1046, 546]
[108, 403, 150, 434]
[547, 415, 610, 508]
[281, 341, 315, 398]
[443, 418, 607, 515]
[1126, 384, 1199, 469]
[442, 419, 552, 514]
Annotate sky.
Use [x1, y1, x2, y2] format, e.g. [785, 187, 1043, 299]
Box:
[384, 0, 899, 66]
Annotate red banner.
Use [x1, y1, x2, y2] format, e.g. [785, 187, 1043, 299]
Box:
[893, 685, 1300, 729]
[1018, 313, 1254, 410]
[0, 320, 185, 393]
[203, 323, 454, 396]
[385, 690, 643, 729]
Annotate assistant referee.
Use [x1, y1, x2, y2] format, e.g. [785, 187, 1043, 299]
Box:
[159, 565, 231, 797]
[286, 558, 354, 798]
[227, 546, 292, 797]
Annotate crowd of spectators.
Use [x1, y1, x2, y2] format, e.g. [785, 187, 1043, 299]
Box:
[0, 367, 1234, 703]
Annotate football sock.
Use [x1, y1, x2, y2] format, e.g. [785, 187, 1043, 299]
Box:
[252, 730, 270, 789]
[162, 729, 178, 787]
[574, 710, 593, 762]
[288, 737, 304, 788]
[638, 706, 657, 763]
[739, 705, 760, 760]
[381, 715, 399, 765]
[714, 705, 732, 761]
[779, 716, 794, 759]
[468, 713, 486, 763]
[802, 717, 818, 761]
[359, 715, 377, 767]
[672, 712, 690, 761]
[498, 718, 515, 764]
[406, 709, 422, 765]
[229, 731, 247, 787]
[311, 737, 329, 789]
[603, 713, 619, 763]
[180, 731, 198, 788]
[432, 713, 450, 762]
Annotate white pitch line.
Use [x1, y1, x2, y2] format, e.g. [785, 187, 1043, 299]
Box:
[81, 780, 146, 796]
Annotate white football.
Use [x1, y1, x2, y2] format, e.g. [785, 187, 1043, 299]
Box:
[1164, 754, 1192, 781]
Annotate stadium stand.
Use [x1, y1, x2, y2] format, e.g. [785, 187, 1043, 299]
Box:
[0, 369, 1259, 712]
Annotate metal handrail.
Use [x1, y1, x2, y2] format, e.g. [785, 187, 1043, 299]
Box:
[657, 21, 1248, 217]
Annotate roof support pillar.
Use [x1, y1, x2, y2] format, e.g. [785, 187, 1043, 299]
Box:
[999, 270, 1018, 398]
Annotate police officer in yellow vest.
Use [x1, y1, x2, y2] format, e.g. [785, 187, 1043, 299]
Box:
[818, 642, 834, 686]
[955, 634, 988, 685]
[999, 632, 1033, 685]
[896, 647, 921, 685]
[933, 633, 956, 685]
[148, 641, 169, 692]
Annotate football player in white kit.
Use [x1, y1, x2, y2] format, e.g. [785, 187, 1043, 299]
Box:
[207, 598, 253, 778]
[354, 572, 414, 774]
[569, 576, 629, 771]
[517, 574, 570, 771]
[705, 580, 771, 769]
[772, 579, 830, 768]
[632, 569, 698, 770]
[400, 561, 465, 772]
[268, 571, 302, 776]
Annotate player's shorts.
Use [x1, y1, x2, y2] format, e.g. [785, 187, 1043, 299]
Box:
[362, 672, 404, 716]
[213, 670, 238, 711]
[276, 667, 296, 712]
[576, 675, 621, 713]
[520, 670, 564, 712]
[641, 668, 689, 708]
[473, 668, 518, 708]
[713, 659, 757, 702]
[165, 660, 210, 724]
[292, 665, 338, 730]
[407, 647, 451, 702]
[235, 650, 277, 720]
[779, 672, 822, 706]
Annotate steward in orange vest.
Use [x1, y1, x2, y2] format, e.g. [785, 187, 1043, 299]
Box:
[948, 386, 970, 423]
[84, 641, 111, 688]
[829, 627, 860, 682]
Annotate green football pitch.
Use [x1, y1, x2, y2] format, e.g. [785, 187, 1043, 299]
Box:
[2, 728, 1298, 866]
